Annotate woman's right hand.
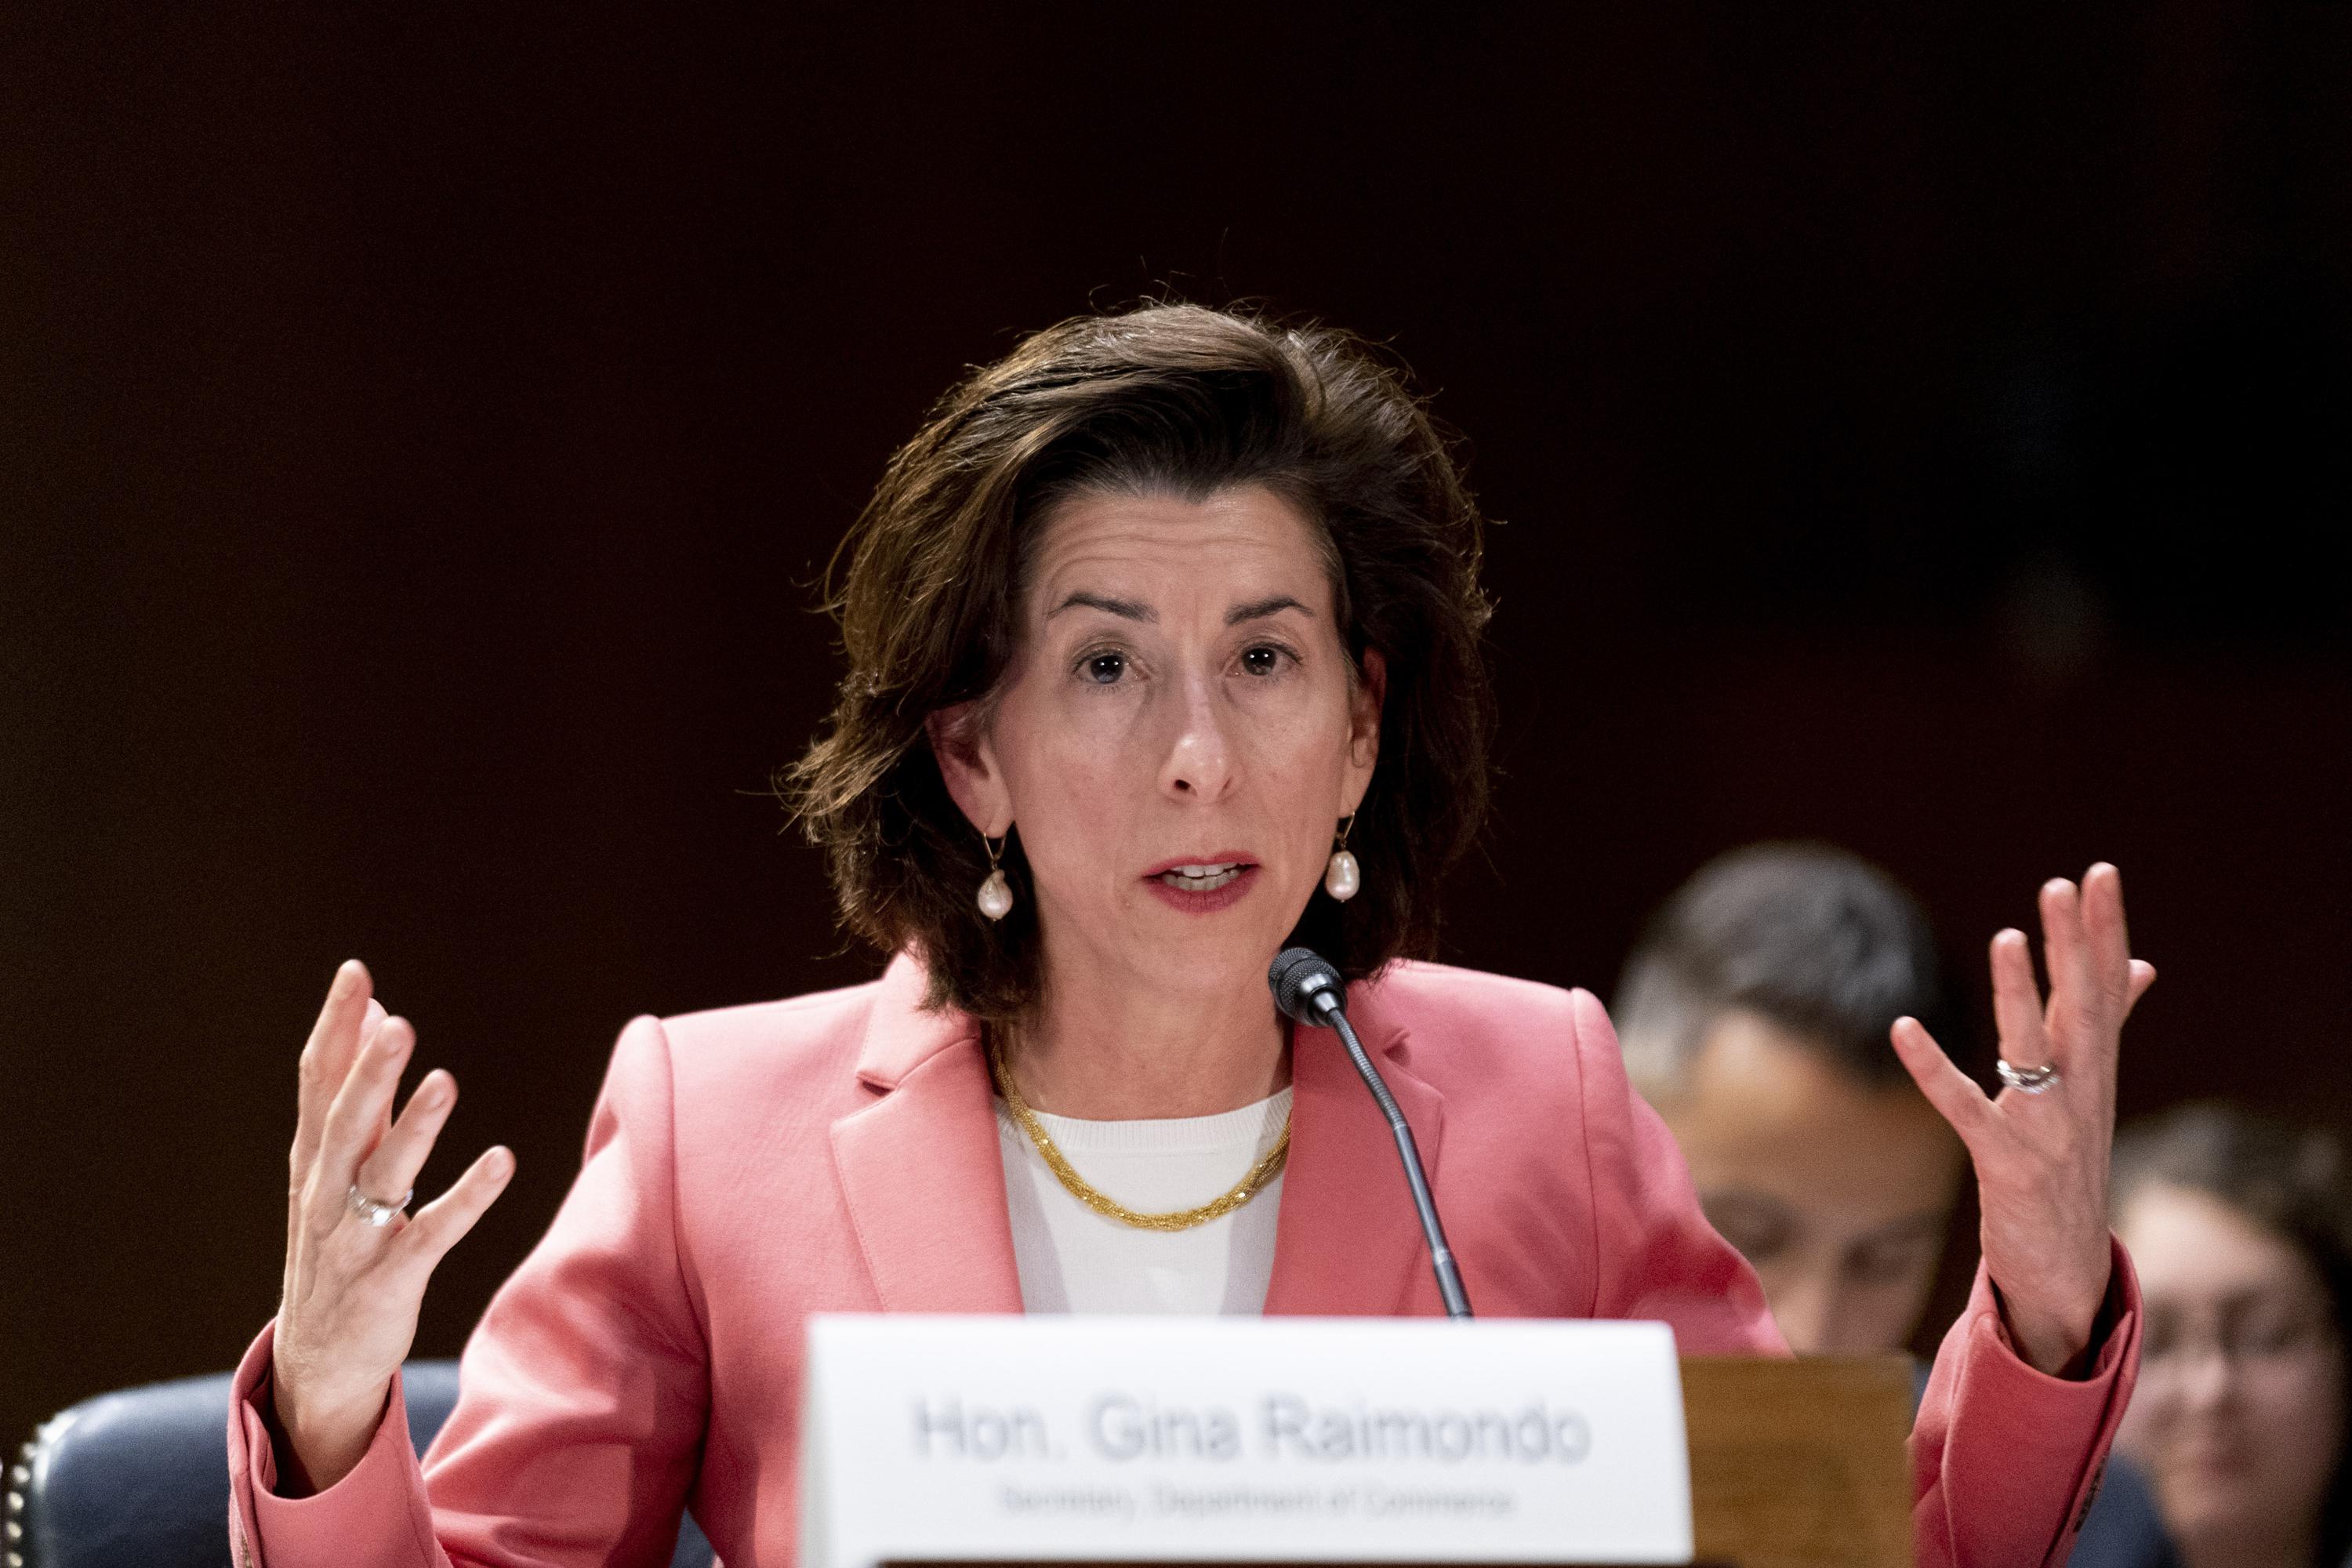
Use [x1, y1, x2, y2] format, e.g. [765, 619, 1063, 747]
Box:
[271, 960, 516, 1492]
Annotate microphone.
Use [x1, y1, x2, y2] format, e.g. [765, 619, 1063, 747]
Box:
[1269, 947, 1473, 1319]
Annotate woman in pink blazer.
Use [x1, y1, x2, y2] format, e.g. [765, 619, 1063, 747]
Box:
[236, 304, 2152, 1568]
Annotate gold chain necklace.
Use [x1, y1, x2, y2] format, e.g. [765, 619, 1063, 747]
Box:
[989, 1044, 1291, 1233]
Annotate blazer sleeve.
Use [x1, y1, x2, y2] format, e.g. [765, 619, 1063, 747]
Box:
[227, 1014, 710, 1568]
[1911, 1241, 2143, 1568]
[1570, 987, 1788, 1355]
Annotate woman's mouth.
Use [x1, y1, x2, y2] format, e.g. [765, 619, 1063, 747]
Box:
[1142, 855, 1261, 913]
[1158, 862, 1247, 892]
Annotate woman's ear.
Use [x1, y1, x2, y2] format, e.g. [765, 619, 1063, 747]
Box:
[1345, 647, 1385, 798]
[925, 702, 1012, 837]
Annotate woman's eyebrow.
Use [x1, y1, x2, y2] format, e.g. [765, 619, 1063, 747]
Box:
[1048, 591, 1155, 622]
[1226, 594, 1312, 626]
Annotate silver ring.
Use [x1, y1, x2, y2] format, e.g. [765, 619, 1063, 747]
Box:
[1997, 1059, 2062, 1095]
[347, 1183, 414, 1228]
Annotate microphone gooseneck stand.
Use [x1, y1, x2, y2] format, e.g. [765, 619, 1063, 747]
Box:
[1268, 947, 1474, 1319]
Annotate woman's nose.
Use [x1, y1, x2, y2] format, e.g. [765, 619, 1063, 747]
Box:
[2173, 1344, 2236, 1412]
[1159, 674, 1236, 801]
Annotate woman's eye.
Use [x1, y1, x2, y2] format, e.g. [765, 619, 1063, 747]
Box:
[1848, 1241, 1932, 1286]
[1240, 645, 1283, 677]
[1083, 652, 1127, 685]
[2237, 1311, 2322, 1358]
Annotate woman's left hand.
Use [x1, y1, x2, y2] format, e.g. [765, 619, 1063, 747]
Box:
[1890, 863, 2157, 1377]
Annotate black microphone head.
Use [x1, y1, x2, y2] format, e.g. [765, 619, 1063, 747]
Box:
[1269, 946, 1346, 1023]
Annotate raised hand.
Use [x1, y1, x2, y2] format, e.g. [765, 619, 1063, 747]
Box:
[1889, 864, 2155, 1376]
[272, 960, 515, 1491]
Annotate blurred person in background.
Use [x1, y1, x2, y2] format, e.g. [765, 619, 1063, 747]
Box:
[1618, 842, 2176, 1567]
[1616, 844, 1967, 1357]
[2113, 1105, 2352, 1568]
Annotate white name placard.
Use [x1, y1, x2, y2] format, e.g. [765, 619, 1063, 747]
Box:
[800, 1315, 1691, 1566]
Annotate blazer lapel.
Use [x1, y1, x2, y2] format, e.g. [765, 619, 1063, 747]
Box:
[829, 956, 1025, 1314]
[1263, 999, 1449, 1317]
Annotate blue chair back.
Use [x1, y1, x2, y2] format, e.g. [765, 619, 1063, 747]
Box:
[9, 1362, 715, 1568]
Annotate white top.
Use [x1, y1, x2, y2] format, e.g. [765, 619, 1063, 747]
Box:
[994, 1087, 1292, 1315]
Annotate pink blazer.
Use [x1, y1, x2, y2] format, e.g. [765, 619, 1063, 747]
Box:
[227, 956, 2140, 1568]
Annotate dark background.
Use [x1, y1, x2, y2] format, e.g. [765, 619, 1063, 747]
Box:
[5, 5, 2349, 1450]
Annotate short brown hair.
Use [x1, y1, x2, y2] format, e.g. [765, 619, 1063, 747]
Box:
[1614, 842, 1969, 1093]
[786, 303, 1495, 1021]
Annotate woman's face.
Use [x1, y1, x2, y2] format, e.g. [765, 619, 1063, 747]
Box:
[2116, 1181, 2346, 1558]
[935, 484, 1380, 1008]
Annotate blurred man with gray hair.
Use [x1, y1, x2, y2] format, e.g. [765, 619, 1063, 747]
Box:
[1617, 842, 1967, 1356]
[1617, 843, 2174, 1568]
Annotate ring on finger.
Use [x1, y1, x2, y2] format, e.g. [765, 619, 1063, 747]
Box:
[347, 1183, 414, 1228]
[1997, 1058, 2062, 1095]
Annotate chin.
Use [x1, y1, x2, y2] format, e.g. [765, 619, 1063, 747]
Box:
[2155, 1468, 2278, 1539]
[1125, 913, 1295, 996]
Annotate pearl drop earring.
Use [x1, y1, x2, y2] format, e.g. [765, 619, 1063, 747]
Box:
[976, 833, 1014, 921]
[1323, 815, 1361, 902]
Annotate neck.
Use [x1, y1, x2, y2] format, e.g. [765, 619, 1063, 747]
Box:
[1003, 957, 1290, 1120]
[2178, 1518, 2323, 1568]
